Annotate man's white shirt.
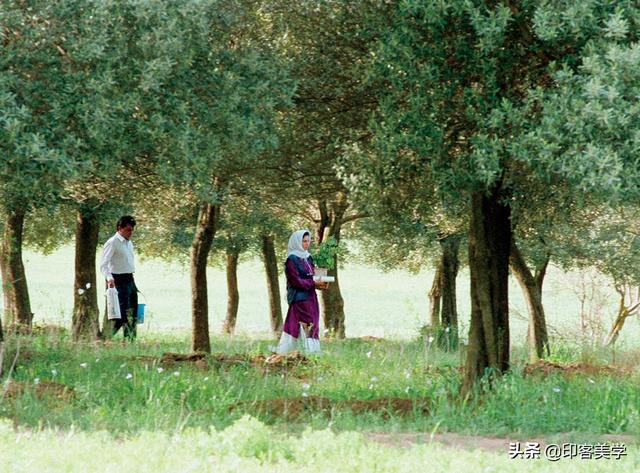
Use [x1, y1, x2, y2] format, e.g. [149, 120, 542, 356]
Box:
[100, 232, 135, 281]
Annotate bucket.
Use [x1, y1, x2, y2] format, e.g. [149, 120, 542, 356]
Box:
[137, 303, 146, 324]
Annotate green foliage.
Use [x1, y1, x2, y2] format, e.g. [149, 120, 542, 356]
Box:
[208, 183, 293, 267]
[505, 2, 640, 205]
[312, 236, 340, 270]
[0, 33, 76, 211]
[526, 38, 640, 200]
[261, 1, 393, 245]
[338, 0, 640, 331]
[141, 0, 294, 203]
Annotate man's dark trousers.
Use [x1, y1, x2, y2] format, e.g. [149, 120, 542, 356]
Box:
[113, 273, 138, 340]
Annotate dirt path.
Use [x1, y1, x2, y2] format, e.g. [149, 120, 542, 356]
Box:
[365, 432, 637, 452]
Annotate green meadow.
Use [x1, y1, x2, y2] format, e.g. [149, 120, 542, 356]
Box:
[21, 246, 640, 344]
[1, 332, 639, 472]
[1, 247, 639, 472]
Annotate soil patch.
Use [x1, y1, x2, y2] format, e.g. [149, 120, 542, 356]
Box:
[150, 351, 310, 373]
[211, 353, 253, 365]
[347, 397, 429, 416]
[234, 396, 429, 420]
[3, 380, 74, 402]
[522, 360, 629, 378]
[255, 352, 309, 372]
[208, 351, 310, 375]
[262, 352, 309, 366]
[160, 352, 208, 370]
[366, 432, 637, 452]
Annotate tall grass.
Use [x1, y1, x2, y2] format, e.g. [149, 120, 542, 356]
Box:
[1, 332, 639, 438]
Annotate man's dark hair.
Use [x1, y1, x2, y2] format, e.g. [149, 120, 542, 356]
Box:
[117, 215, 137, 230]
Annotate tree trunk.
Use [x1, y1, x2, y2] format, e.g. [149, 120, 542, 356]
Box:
[322, 258, 346, 338]
[316, 200, 330, 244]
[440, 235, 460, 350]
[1, 208, 32, 331]
[428, 260, 443, 327]
[428, 236, 460, 349]
[320, 194, 348, 338]
[462, 189, 511, 396]
[606, 299, 629, 347]
[190, 201, 221, 353]
[509, 241, 550, 361]
[222, 249, 240, 335]
[261, 233, 282, 334]
[605, 285, 640, 346]
[72, 206, 101, 342]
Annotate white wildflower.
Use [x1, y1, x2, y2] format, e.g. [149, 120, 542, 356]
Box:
[126, 373, 133, 380]
[80, 363, 88, 368]
[302, 383, 311, 390]
[34, 378, 40, 385]
[371, 376, 378, 383]
[85, 283, 91, 289]
[203, 376, 209, 381]
[404, 369, 411, 379]
[157, 367, 164, 373]
[588, 378, 595, 384]
[404, 387, 410, 394]
[366, 351, 372, 358]
[77, 288, 85, 295]
[553, 387, 561, 393]
[302, 392, 309, 398]
[445, 326, 450, 333]
[427, 336, 435, 343]
[51, 369, 58, 376]
[173, 371, 180, 377]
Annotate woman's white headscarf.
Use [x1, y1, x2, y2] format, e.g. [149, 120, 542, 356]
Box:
[287, 229, 311, 259]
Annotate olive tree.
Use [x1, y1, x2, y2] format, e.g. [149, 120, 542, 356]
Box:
[359, 0, 640, 393]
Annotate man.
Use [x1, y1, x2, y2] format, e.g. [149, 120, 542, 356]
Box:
[100, 215, 138, 340]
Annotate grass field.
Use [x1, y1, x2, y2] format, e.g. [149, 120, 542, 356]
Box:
[1, 332, 639, 472]
[17, 245, 640, 345]
[3, 416, 638, 472]
[3, 333, 640, 435]
[2, 246, 639, 472]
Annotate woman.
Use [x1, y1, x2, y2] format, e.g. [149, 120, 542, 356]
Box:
[276, 229, 327, 354]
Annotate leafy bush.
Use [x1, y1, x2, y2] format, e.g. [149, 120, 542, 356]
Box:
[312, 237, 340, 269]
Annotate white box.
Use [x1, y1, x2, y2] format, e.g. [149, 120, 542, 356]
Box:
[313, 276, 335, 282]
